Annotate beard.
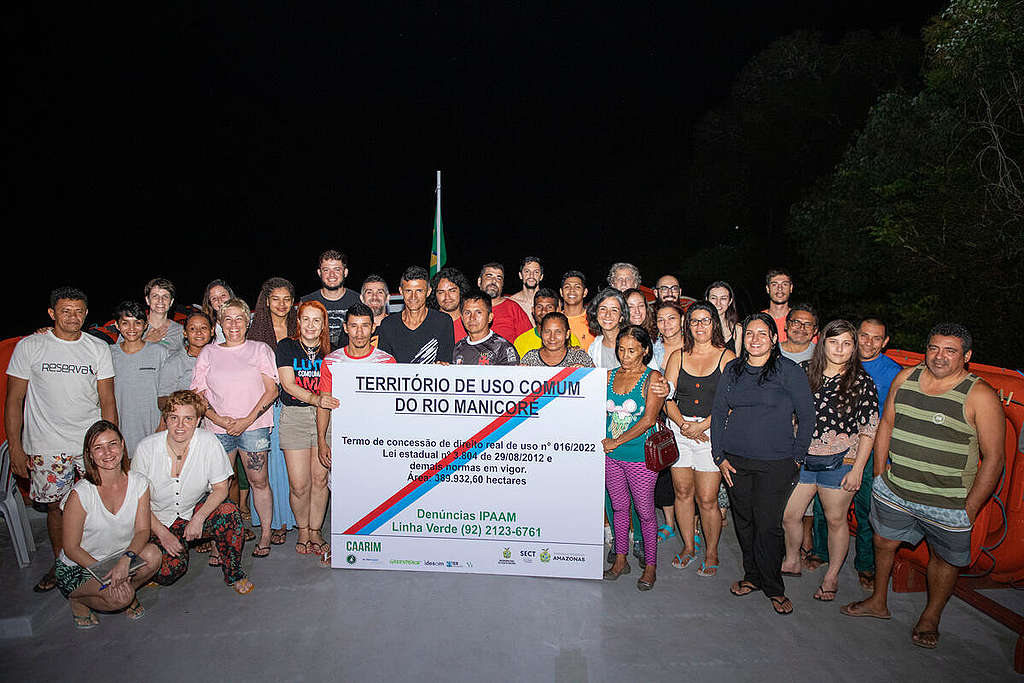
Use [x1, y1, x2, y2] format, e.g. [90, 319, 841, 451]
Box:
[322, 282, 343, 291]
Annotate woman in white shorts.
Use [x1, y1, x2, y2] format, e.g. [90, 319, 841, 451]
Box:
[663, 301, 735, 576]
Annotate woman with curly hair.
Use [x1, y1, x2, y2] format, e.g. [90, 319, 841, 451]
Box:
[246, 277, 299, 547]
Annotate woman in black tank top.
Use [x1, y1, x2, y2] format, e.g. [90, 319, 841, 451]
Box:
[662, 302, 735, 575]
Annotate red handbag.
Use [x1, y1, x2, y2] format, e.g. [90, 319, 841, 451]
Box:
[644, 415, 679, 472]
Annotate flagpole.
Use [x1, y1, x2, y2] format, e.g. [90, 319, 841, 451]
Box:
[435, 170, 441, 261]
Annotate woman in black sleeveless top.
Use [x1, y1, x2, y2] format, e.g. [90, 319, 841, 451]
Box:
[662, 301, 735, 576]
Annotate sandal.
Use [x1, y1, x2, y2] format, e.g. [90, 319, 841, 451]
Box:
[208, 553, 223, 567]
[319, 545, 332, 568]
[33, 566, 57, 593]
[231, 578, 255, 595]
[295, 526, 311, 555]
[73, 609, 99, 630]
[912, 629, 940, 649]
[813, 584, 838, 602]
[857, 570, 875, 591]
[194, 540, 213, 554]
[240, 509, 251, 522]
[308, 536, 329, 556]
[730, 580, 760, 597]
[696, 561, 719, 577]
[656, 525, 676, 541]
[603, 562, 632, 580]
[252, 544, 271, 558]
[243, 528, 256, 542]
[270, 527, 288, 545]
[125, 597, 146, 621]
[770, 595, 794, 615]
[671, 551, 697, 569]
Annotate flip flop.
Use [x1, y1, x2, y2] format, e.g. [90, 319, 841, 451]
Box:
[73, 610, 99, 629]
[231, 578, 255, 595]
[730, 580, 760, 596]
[770, 596, 794, 615]
[252, 544, 271, 558]
[672, 551, 697, 569]
[124, 598, 146, 622]
[840, 600, 892, 620]
[814, 585, 838, 602]
[270, 527, 288, 545]
[208, 554, 224, 567]
[243, 528, 256, 542]
[782, 569, 803, 577]
[656, 525, 676, 541]
[696, 562, 719, 577]
[912, 629, 940, 649]
[33, 566, 57, 593]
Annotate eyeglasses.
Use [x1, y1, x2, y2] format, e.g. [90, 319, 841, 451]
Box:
[689, 318, 713, 327]
[788, 319, 816, 329]
[657, 286, 680, 293]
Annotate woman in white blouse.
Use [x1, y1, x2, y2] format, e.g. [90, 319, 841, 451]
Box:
[58, 420, 161, 629]
[132, 390, 254, 594]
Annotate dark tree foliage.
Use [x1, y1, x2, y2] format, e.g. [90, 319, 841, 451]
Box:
[674, 29, 923, 304]
[788, 0, 1024, 366]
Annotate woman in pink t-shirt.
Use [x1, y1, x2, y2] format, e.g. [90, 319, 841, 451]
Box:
[191, 298, 280, 557]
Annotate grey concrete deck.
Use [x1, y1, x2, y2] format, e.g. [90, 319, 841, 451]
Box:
[2, 508, 1022, 682]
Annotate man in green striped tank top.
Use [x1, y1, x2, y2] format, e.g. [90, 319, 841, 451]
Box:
[841, 324, 1004, 649]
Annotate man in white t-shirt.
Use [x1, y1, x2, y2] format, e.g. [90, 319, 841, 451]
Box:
[5, 286, 117, 593]
[316, 304, 395, 469]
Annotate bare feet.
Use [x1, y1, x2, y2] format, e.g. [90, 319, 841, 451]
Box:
[840, 599, 892, 619]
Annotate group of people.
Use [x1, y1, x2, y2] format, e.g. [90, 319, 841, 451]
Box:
[4, 252, 1006, 650]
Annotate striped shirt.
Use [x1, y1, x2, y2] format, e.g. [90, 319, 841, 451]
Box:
[883, 365, 981, 509]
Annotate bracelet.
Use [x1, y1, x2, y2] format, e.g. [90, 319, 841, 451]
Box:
[123, 550, 137, 560]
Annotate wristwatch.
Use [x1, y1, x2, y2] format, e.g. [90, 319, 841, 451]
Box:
[123, 550, 138, 560]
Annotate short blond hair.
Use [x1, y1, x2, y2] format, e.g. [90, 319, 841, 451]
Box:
[218, 297, 251, 325]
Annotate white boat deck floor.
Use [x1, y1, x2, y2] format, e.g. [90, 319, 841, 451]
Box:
[2, 509, 1022, 682]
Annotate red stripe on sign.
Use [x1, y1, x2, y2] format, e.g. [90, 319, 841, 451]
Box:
[343, 366, 578, 534]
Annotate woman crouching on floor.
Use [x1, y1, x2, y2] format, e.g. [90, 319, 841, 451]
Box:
[57, 420, 161, 629]
[131, 390, 254, 594]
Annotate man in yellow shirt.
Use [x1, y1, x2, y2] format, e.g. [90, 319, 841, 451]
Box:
[513, 287, 580, 357]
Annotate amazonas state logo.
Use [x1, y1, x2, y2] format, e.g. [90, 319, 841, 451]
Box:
[539, 549, 551, 563]
[502, 547, 512, 559]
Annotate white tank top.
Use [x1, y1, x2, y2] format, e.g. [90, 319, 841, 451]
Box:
[59, 471, 149, 566]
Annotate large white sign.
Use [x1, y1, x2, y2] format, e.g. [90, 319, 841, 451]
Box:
[330, 363, 606, 579]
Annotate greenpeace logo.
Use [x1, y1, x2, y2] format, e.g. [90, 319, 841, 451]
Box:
[41, 363, 94, 375]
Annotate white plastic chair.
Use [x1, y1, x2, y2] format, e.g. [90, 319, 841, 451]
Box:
[0, 441, 36, 567]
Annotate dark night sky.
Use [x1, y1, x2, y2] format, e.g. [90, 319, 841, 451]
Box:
[4, 2, 945, 337]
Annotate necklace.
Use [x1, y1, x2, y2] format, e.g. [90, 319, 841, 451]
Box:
[300, 340, 320, 362]
[168, 444, 188, 461]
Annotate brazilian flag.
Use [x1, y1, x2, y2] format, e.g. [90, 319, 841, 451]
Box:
[430, 170, 447, 277]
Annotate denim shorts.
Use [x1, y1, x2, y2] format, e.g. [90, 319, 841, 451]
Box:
[799, 463, 852, 489]
[215, 427, 271, 454]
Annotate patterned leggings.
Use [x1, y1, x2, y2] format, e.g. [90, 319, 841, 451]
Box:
[151, 501, 246, 585]
[605, 457, 658, 566]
